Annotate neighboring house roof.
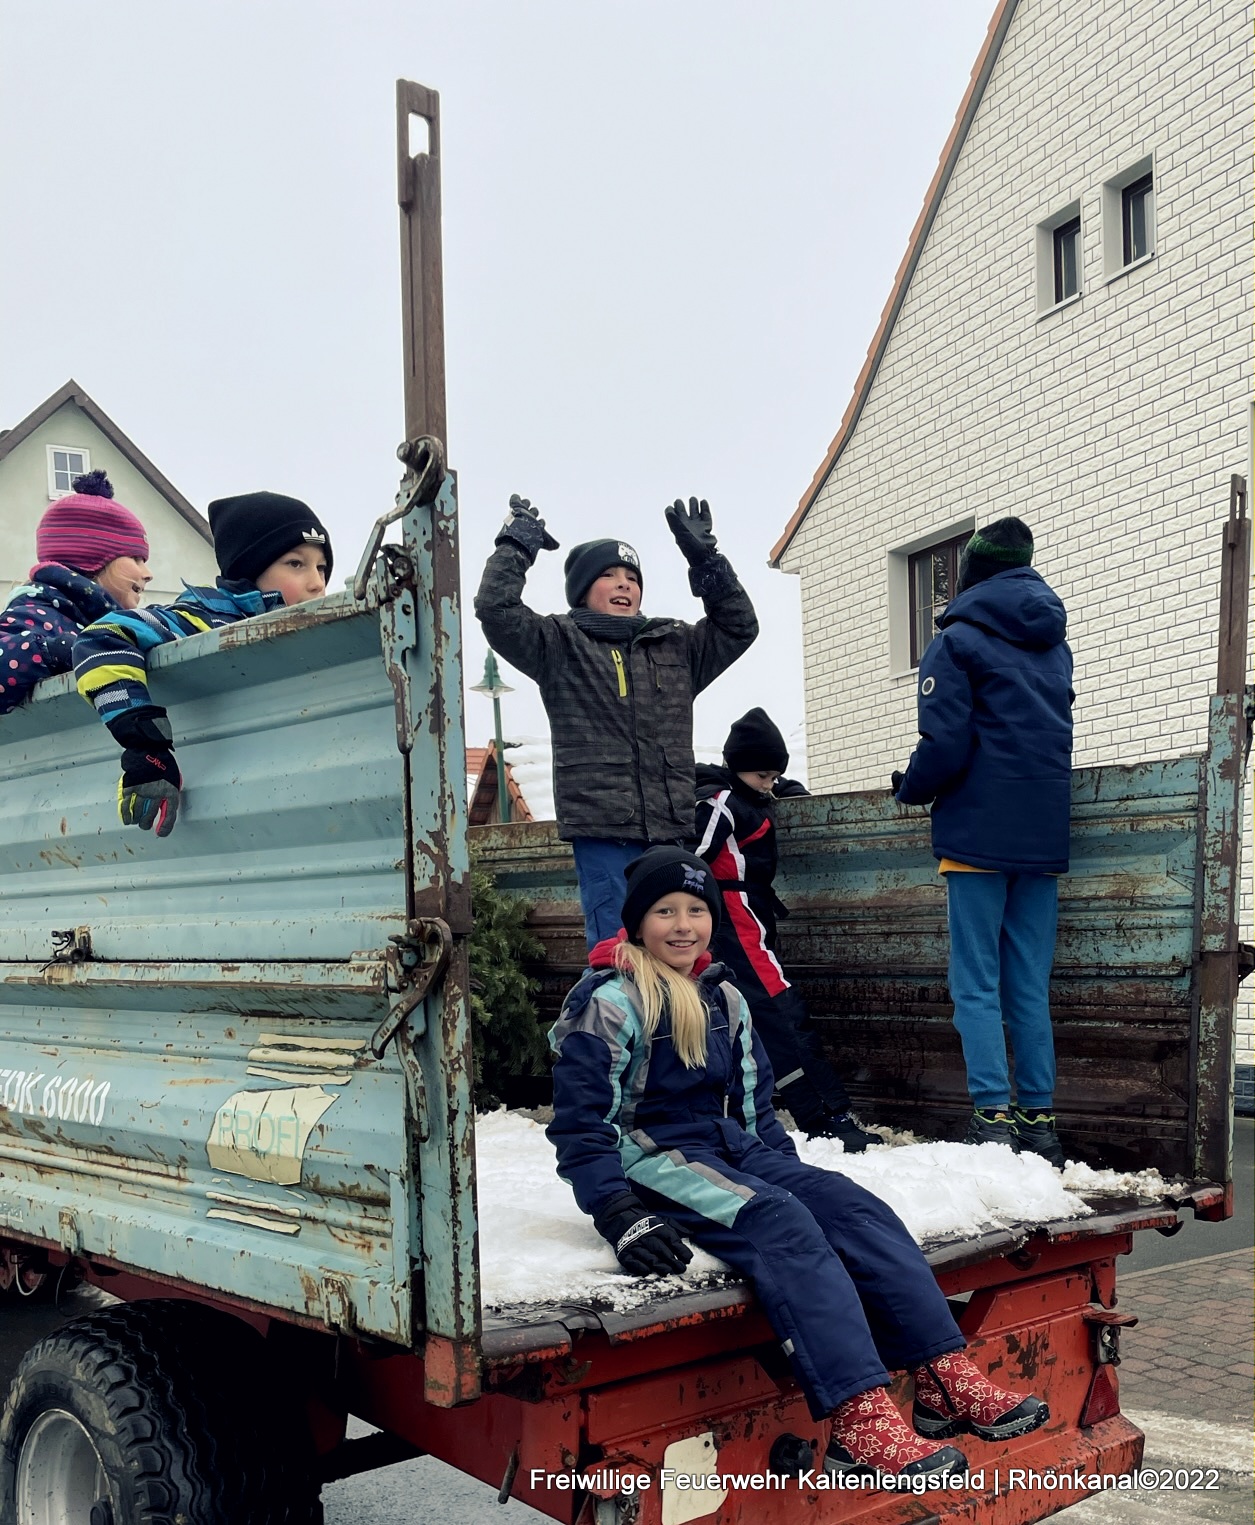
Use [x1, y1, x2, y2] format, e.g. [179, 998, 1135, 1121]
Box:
[467, 742, 535, 826]
[0, 379, 212, 542]
[769, 0, 1019, 567]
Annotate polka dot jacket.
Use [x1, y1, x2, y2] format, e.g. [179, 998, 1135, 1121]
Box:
[0, 564, 117, 716]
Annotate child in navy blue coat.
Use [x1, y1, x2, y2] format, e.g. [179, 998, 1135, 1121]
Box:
[547, 846, 1047, 1485]
[894, 518, 1073, 1166]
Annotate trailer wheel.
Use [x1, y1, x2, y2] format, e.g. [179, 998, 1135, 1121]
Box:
[0, 1300, 322, 1525]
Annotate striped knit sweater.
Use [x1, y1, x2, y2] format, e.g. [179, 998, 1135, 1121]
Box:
[74, 581, 282, 728]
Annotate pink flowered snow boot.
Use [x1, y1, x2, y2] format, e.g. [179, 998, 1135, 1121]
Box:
[825, 1385, 968, 1483]
[912, 1350, 1049, 1441]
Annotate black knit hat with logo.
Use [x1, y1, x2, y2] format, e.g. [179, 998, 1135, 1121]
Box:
[208, 491, 334, 585]
[957, 517, 1033, 593]
[621, 847, 722, 940]
[564, 538, 643, 608]
[723, 708, 789, 773]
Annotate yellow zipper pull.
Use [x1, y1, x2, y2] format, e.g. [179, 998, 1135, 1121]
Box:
[611, 648, 627, 698]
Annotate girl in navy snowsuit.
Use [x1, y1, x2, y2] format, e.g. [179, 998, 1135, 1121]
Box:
[547, 846, 1048, 1485]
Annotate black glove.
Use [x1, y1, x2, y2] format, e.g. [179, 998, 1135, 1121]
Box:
[119, 748, 182, 835]
[665, 497, 718, 567]
[594, 1191, 693, 1276]
[891, 770, 905, 794]
[107, 708, 182, 836]
[495, 493, 559, 560]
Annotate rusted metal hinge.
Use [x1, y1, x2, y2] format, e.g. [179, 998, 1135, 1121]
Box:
[352, 435, 446, 601]
[371, 917, 453, 1058]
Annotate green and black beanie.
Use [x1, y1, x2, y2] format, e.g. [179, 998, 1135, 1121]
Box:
[958, 517, 1033, 592]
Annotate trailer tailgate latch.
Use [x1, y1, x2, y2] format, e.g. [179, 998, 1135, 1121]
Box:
[372, 918, 453, 1058]
[1082, 1304, 1138, 1364]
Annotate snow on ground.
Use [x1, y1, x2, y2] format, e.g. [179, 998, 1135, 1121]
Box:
[475, 1109, 1183, 1314]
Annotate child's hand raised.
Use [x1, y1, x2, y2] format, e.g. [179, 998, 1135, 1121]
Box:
[665, 497, 719, 566]
[495, 493, 559, 559]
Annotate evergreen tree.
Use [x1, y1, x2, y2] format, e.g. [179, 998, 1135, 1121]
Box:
[468, 858, 549, 1107]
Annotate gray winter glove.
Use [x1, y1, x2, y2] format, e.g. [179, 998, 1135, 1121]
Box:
[665, 497, 718, 567]
[495, 494, 559, 561]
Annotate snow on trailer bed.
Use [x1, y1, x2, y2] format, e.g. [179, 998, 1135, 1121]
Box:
[474, 1109, 1217, 1365]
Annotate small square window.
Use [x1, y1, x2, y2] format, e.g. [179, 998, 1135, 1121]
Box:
[46, 445, 90, 498]
[1035, 200, 1082, 314]
[908, 532, 971, 667]
[1101, 155, 1155, 280]
[1052, 218, 1080, 305]
[1121, 173, 1153, 265]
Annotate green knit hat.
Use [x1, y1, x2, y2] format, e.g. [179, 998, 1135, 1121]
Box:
[958, 517, 1033, 591]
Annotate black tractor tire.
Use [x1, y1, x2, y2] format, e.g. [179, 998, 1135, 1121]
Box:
[0, 1299, 322, 1525]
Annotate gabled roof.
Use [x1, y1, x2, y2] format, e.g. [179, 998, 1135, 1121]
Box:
[467, 741, 535, 826]
[0, 379, 211, 542]
[770, 0, 1019, 567]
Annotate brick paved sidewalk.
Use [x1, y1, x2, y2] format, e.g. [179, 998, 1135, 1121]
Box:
[1114, 1247, 1253, 1426]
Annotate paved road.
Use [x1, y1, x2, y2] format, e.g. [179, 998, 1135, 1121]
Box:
[1, 1121, 1250, 1522]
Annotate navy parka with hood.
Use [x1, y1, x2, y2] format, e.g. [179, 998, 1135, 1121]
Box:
[547, 939, 962, 1418]
[895, 567, 1074, 873]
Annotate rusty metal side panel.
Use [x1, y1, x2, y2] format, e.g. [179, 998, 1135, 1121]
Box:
[472, 751, 1226, 1180]
[0, 977, 413, 1340]
[0, 595, 407, 964]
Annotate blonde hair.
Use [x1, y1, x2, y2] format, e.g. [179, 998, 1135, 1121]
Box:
[614, 941, 709, 1068]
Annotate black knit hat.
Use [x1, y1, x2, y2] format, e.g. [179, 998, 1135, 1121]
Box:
[958, 517, 1033, 593]
[564, 538, 643, 608]
[208, 491, 334, 585]
[723, 708, 789, 773]
[621, 847, 722, 940]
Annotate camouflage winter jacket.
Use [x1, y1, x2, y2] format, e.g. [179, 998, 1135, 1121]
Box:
[474, 543, 757, 841]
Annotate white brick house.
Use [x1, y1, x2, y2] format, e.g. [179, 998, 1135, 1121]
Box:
[771, 0, 1253, 1090]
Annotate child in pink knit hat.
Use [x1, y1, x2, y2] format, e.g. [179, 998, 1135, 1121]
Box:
[0, 469, 152, 715]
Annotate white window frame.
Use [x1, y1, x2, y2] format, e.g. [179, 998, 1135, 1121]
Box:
[46, 444, 91, 499]
[1101, 154, 1155, 282]
[1035, 200, 1083, 317]
[886, 515, 976, 677]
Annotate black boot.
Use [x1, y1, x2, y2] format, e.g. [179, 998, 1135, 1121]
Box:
[808, 1111, 883, 1152]
[962, 1108, 1019, 1149]
[1010, 1109, 1065, 1168]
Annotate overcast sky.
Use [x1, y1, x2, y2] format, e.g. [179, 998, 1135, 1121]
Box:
[1, 0, 995, 750]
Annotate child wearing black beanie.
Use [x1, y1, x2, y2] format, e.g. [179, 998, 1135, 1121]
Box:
[693, 709, 880, 1151]
[74, 491, 333, 838]
[475, 492, 758, 948]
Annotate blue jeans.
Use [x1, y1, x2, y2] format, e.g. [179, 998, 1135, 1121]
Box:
[570, 838, 646, 950]
[945, 871, 1059, 1112]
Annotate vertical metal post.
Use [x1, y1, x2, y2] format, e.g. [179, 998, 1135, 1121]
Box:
[1190, 476, 1249, 1187]
[395, 79, 480, 1405]
[397, 80, 447, 449]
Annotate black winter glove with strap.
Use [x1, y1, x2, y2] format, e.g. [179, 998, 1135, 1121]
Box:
[665, 497, 741, 601]
[107, 708, 182, 837]
[495, 494, 559, 563]
[594, 1191, 693, 1277]
[891, 770, 905, 795]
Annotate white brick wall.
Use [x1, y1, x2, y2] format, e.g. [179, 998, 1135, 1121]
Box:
[781, 0, 1254, 1061]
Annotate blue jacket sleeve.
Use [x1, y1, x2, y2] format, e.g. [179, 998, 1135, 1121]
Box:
[895, 633, 975, 805]
[546, 978, 642, 1217]
[724, 986, 798, 1157]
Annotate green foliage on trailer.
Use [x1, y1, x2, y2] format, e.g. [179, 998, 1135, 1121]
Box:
[468, 857, 549, 1107]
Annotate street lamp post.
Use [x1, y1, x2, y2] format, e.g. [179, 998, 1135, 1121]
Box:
[470, 650, 514, 824]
